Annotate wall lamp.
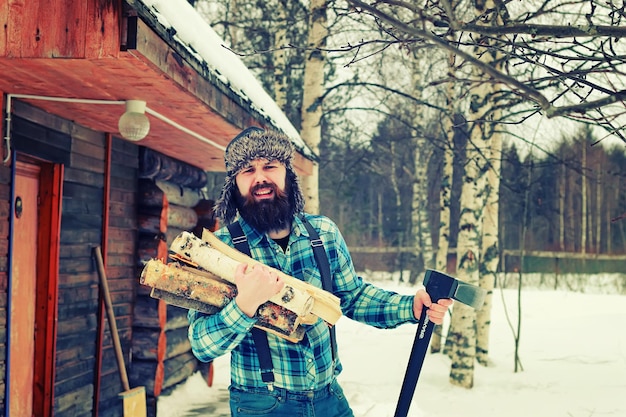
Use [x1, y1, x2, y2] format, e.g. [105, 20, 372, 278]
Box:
[118, 99, 150, 141]
[3, 93, 225, 164]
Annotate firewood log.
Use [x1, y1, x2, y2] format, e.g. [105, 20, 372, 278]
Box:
[199, 229, 342, 326]
[140, 259, 306, 341]
[169, 232, 325, 321]
[140, 259, 235, 309]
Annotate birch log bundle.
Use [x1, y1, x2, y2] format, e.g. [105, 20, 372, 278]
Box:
[140, 231, 342, 342]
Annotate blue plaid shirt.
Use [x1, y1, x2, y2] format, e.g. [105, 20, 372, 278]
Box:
[188, 213, 417, 391]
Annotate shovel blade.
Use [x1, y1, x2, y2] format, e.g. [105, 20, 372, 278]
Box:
[120, 386, 147, 417]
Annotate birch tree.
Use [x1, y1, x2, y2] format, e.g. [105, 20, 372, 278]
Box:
[431, 79, 457, 353]
[447, 123, 487, 388]
[272, 1, 289, 108]
[300, 0, 328, 214]
[409, 57, 436, 281]
[474, 0, 504, 368]
[196, 0, 309, 128]
[434, 0, 503, 387]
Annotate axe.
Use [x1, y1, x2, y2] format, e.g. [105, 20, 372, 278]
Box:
[394, 270, 487, 417]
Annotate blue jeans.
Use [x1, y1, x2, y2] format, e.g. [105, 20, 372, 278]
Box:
[229, 379, 355, 417]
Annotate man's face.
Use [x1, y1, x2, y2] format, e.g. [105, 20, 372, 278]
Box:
[234, 158, 293, 233]
[235, 159, 287, 200]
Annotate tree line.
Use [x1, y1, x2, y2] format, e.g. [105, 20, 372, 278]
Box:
[318, 117, 626, 259]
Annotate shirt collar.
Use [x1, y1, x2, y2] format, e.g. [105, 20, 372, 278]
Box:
[236, 215, 309, 245]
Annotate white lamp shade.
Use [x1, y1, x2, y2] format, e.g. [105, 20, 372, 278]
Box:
[118, 100, 150, 141]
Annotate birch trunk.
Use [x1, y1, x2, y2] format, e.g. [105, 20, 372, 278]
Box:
[596, 166, 602, 253]
[409, 52, 434, 284]
[477, 130, 501, 366]
[300, 0, 327, 214]
[390, 142, 407, 280]
[448, 0, 502, 388]
[272, 2, 288, 109]
[448, 136, 485, 387]
[559, 162, 565, 250]
[378, 192, 384, 247]
[581, 143, 587, 254]
[567, 170, 576, 251]
[431, 75, 455, 353]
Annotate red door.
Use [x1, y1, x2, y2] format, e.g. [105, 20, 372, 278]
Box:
[10, 160, 40, 417]
[9, 158, 62, 417]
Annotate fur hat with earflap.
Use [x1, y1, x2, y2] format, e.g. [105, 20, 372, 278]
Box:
[214, 127, 305, 225]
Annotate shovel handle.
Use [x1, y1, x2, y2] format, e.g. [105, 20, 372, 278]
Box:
[94, 246, 131, 392]
[394, 307, 434, 417]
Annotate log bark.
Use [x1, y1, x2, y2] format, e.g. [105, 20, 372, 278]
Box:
[141, 260, 236, 309]
[155, 180, 203, 208]
[169, 232, 323, 321]
[139, 147, 207, 189]
[139, 178, 166, 207]
[138, 211, 167, 235]
[199, 229, 342, 325]
[167, 205, 198, 230]
[140, 259, 306, 341]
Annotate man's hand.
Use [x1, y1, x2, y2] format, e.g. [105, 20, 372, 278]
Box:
[413, 289, 453, 324]
[234, 263, 285, 318]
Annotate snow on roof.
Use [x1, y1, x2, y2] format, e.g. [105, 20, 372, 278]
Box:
[134, 0, 315, 161]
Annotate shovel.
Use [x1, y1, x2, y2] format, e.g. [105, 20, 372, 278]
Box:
[94, 246, 147, 417]
[394, 269, 487, 417]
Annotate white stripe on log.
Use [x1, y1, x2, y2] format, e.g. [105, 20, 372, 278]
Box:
[169, 232, 317, 320]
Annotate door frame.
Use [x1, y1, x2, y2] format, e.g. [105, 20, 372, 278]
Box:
[14, 154, 63, 417]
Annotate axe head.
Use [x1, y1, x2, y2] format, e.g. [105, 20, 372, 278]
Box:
[422, 269, 486, 309]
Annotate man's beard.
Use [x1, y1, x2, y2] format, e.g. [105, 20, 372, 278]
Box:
[236, 181, 294, 234]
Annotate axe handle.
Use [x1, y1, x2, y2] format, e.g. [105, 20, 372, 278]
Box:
[394, 308, 434, 417]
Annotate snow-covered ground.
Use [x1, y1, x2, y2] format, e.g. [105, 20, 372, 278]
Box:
[158, 272, 626, 417]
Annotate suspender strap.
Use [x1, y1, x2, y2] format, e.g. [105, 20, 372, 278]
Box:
[227, 217, 337, 388]
[299, 215, 337, 360]
[250, 327, 276, 385]
[227, 221, 250, 256]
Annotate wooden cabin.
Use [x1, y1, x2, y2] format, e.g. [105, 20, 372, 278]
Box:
[0, 1, 314, 416]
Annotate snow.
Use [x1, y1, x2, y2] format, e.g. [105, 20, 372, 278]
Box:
[158, 272, 626, 417]
[133, 0, 313, 158]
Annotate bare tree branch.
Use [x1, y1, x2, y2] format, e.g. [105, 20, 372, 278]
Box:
[344, 0, 626, 144]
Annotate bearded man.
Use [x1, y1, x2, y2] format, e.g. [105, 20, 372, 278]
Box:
[187, 127, 452, 417]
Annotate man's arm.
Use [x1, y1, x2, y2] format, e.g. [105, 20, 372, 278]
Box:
[187, 300, 256, 362]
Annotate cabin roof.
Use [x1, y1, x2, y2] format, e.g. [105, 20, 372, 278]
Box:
[0, 0, 314, 174]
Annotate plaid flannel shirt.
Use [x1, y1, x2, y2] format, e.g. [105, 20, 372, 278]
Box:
[188, 213, 417, 391]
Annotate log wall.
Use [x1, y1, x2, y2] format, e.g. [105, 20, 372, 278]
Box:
[6, 100, 138, 417]
[133, 148, 216, 412]
[0, 103, 217, 417]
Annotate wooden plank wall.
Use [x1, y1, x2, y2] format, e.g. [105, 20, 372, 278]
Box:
[8, 101, 138, 417]
[96, 136, 139, 416]
[0, 101, 214, 417]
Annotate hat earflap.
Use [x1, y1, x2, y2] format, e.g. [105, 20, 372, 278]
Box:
[214, 174, 239, 225]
